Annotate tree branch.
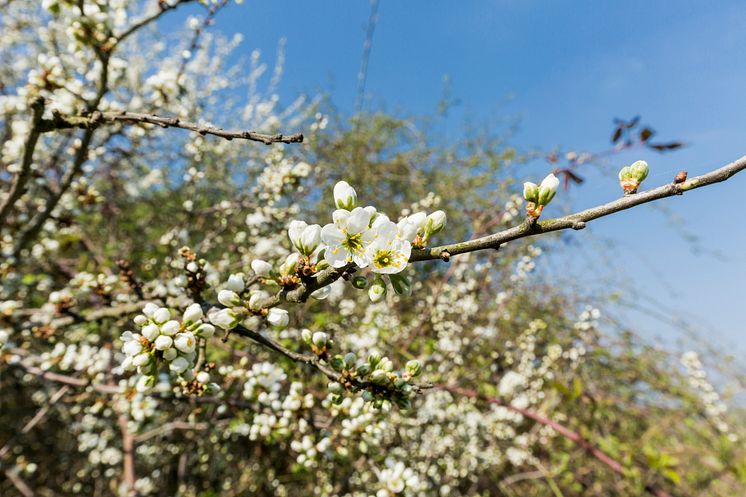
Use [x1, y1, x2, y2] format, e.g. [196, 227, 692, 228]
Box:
[411, 154, 746, 261]
[41, 110, 304, 145]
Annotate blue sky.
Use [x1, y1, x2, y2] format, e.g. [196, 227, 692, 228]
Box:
[173, 1, 746, 354]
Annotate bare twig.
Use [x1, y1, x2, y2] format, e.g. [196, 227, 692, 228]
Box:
[411, 154, 746, 261]
[40, 110, 304, 145]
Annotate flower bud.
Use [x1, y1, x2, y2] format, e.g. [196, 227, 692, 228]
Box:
[312, 331, 328, 348]
[368, 350, 382, 366]
[370, 369, 388, 384]
[279, 253, 300, 276]
[141, 324, 159, 342]
[182, 303, 203, 324]
[344, 352, 357, 367]
[174, 332, 196, 353]
[218, 289, 241, 307]
[169, 356, 190, 374]
[196, 371, 210, 384]
[267, 308, 289, 328]
[136, 375, 156, 392]
[397, 212, 427, 241]
[333, 180, 357, 210]
[142, 303, 158, 317]
[226, 274, 245, 293]
[133, 315, 147, 326]
[132, 352, 151, 368]
[424, 210, 447, 237]
[356, 363, 371, 376]
[389, 273, 412, 296]
[153, 307, 171, 324]
[210, 308, 239, 330]
[163, 348, 178, 361]
[123, 340, 143, 357]
[301, 329, 313, 344]
[251, 259, 272, 278]
[352, 276, 369, 289]
[327, 382, 344, 395]
[405, 359, 422, 377]
[288, 220, 322, 256]
[368, 277, 386, 303]
[160, 320, 180, 336]
[154, 335, 173, 350]
[195, 323, 215, 339]
[618, 160, 649, 194]
[330, 355, 345, 371]
[395, 397, 412, 410]
[537, 173, 560, 206]
[523, 182, 539, 203]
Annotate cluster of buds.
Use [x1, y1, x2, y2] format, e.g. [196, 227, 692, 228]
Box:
[618, 160, 649, 194]
[121, 303, 216, 391]
[326, 349, 423, 410]
[522, 173, 560, 219]
[210, 273, 291, 332]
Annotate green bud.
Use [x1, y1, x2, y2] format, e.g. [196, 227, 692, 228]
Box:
[395, 397, 412, 410]
[362, 390, 375, 402]
[424, 210, 447, 237]
[368, 277, 387, 303]
[370, 369, 388, 385]
[537, 173, 560, 206]
[630, 160, 649, 182]
[344, 352, 357, 367]
[330, 355, 346, 371]
[380, 357, 394, 372]
[352, 275, 369, 289]
[368, 350, 382, 366]
[327, 382, 344, 395]
[406, 359, 422, 377]
[389, 273, 412, 296]
[331, 394, 344, 405]
[356, 363, 371, 376]
[523, 182, 539, 203]
[619, 160, 649, 194]
[315, 255, 329, 271]
[301, 329, 312, 344]
[279, 253, 300, 276]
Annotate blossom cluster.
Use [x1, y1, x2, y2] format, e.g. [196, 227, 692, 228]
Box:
[121, 303, 216, 391]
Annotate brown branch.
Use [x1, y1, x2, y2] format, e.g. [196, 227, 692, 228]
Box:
[441, 384, 676, 497]
[112, 0, 197, 49]
[411, 154, 746, 261]
[117, 413, 137, 497]
[41, 110, 304, 145]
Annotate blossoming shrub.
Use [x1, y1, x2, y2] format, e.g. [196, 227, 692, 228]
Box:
[0, 2, 744, 497]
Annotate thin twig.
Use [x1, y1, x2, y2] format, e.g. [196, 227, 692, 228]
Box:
[411, 154, 746, 261]
[40, 110, 304, 145]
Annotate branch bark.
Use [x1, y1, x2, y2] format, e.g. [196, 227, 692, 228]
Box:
[40, 110, 304, 145]
[410, 154, 746, 261]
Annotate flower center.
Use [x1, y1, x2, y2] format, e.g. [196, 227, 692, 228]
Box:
[374, 250, 394, 268]
[342, 232, 363, 253]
